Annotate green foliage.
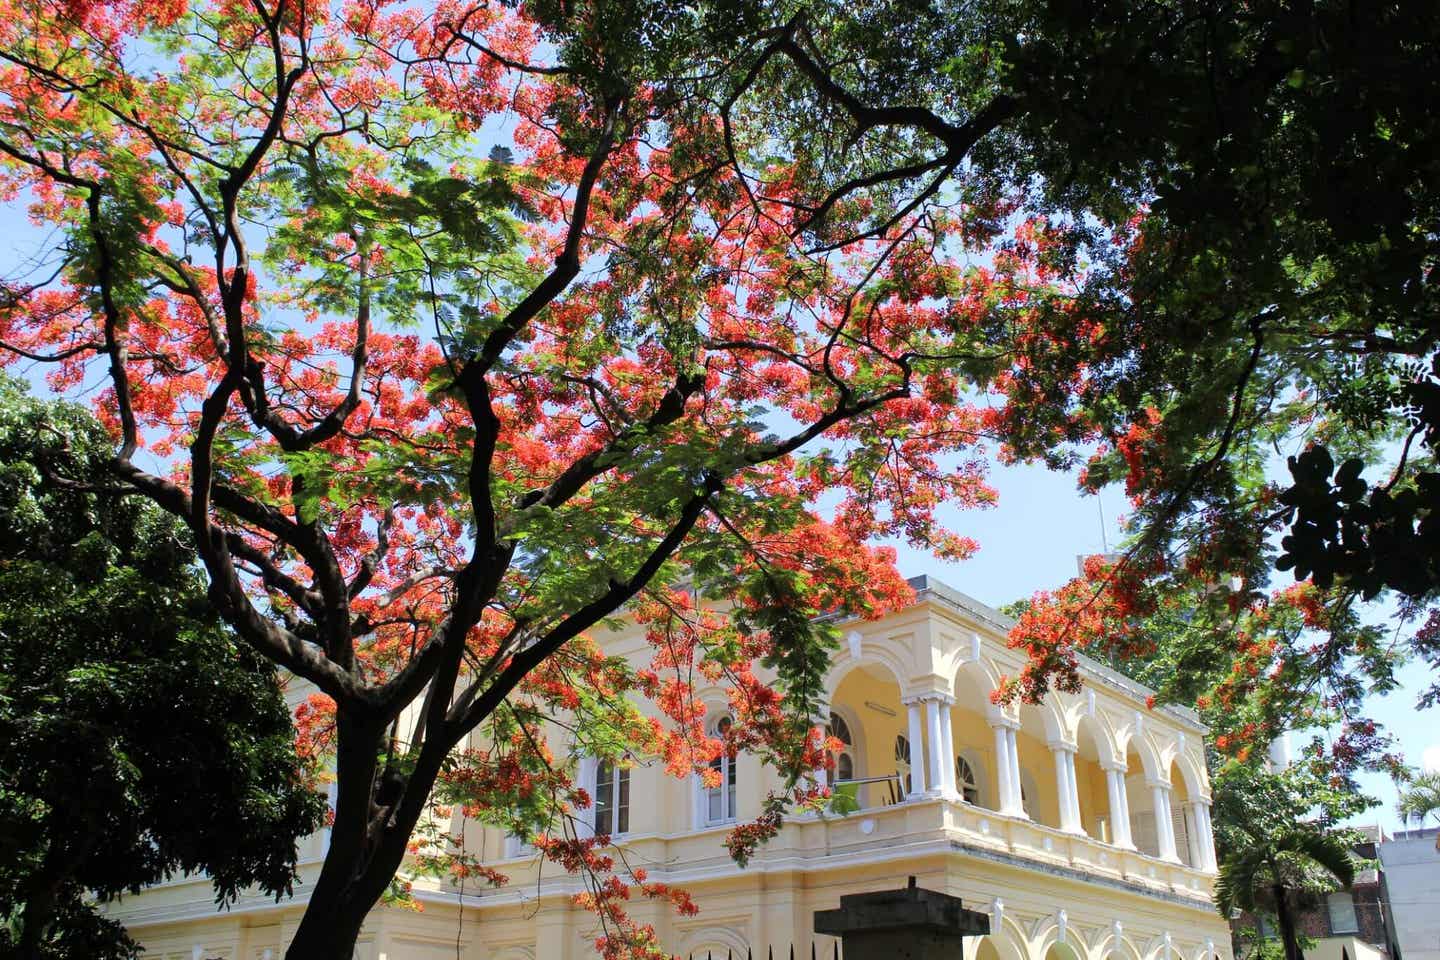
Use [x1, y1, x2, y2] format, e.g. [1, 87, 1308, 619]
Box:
[1279, 358, 1440, 601]
[1211, 762, 1362, 960]
[0, 375, 326, 957]
[1397, 770, 1440, 828]
[1214, 823, 1356, 925]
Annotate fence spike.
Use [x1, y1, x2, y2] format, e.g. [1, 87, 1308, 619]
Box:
[790, 946, 795, 960]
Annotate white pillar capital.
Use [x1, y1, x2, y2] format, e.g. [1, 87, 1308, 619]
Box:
[902, 691, 955, 706]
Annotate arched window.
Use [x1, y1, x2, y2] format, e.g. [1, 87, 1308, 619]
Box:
[895, 733, 912, 793]
[955, 754, 980, 804]
[827, 712, 855, 781]
[705, 716, 737, 824]
[594, 760, 630, 837]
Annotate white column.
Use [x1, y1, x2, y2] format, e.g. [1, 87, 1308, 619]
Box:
[1152, 783, 1179, 862]
[1118, 771, 1134, 842]
[1066, 751, 1082, 828]
[992, 721, 1015, 814]
[906, 700, 927, 798]
[1104, 764, 1135, 849]
[938, 699, 959, 800]
[1006, 726, 1028, 818]
[992, 719, 1025, 816]
[814, 724, 828, 790]
[1052, 743, 1082, 833]
[1184, 803, 1203, 867]
[924, 698, 945, 796]
[1192, 800, 1217, 871]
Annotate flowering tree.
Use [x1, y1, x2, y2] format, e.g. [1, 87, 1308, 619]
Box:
[0, 0, 1015, 956]
[3, 0, 1437, 956]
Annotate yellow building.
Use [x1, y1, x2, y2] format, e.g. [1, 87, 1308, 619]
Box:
[109, 577, 1230, 960]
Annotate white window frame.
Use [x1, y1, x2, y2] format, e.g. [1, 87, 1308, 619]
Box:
[955, 752, 982, 805]
[704, 716, 738, 825]
[895, 733, 913, 794]
[593, 759, 630, 838]
[827, 711, 856, 781]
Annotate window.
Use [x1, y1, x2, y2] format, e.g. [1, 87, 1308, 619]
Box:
[594, 760, 630, 837]
[895, 734, 912, 793]
[827, 712, 855, 781]
[1172, 802, 1192, 866]
[955, 754, 980, 804]
[505, 832, 536, 859]
[1327, 891, 1359, 935]
[706, 716, 738, 824]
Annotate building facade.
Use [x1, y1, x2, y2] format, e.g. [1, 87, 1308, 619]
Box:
[1231, 826, 1393, 960]
[1379, 827, 1440, 960]
[108, 576, 1231, 960]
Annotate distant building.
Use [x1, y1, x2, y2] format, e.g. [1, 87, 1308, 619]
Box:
[1231, 826, 1391, 960]
[1380, 826, 1440, 960]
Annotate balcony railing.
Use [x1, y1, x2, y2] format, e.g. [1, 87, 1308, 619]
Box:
[466, 792, 1214, 910]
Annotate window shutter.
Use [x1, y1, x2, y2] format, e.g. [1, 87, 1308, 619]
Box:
[1172, 802, 1191, 866]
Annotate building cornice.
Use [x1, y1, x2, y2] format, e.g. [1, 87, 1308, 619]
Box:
[902, 575, 1207, 735]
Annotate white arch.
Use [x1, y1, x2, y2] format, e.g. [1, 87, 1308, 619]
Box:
[1102, 934, 1147, 960]
[1141, 933, 1183, 960]
[677, 924, 751, 959]
[952, 657, 1006, 722]
[823, 643, 911, 700]
[1076, 709, 1121, 768]
[1121, 731, 1164, 784]
[1032, 914, 1081, 957]
[1019, 697, 1067, 746]
[985, 911, 1032, 960]
[1169, 750, 1209, 799]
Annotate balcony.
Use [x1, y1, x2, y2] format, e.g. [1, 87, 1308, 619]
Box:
[475, 792, 1214, 911]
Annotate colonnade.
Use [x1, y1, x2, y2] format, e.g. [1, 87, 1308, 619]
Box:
[860, 690, 1217, 872]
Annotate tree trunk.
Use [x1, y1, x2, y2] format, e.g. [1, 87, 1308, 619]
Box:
[283, 890, 373, 960]
[17, 831, 75, 960]
[1273, 885, 1304, 960]
[283, 714, 448, 960]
